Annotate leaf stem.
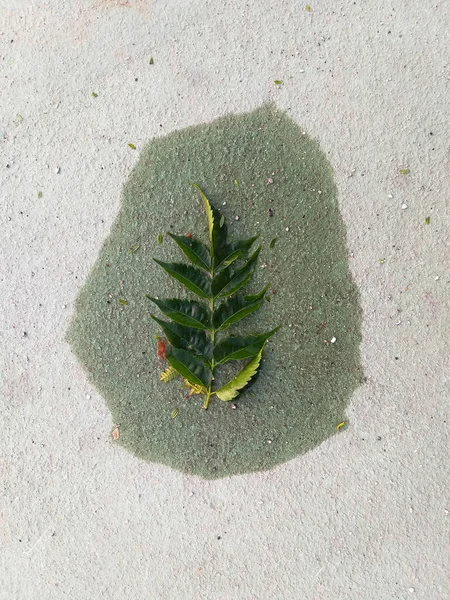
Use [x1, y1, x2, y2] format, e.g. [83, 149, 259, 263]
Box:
[205, 296, 216, 409]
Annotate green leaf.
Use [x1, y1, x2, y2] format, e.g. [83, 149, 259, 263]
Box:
[191, 183, 228, 265]
[213, 327, 279, 365]
[269, 237, 277, 249]
[167, 232, 211, 271]
[153, 259, 211, 298]
[219, 214, 225, 228]
[305, 4, 312, 12]
[234, 179, 239, 187]
[128, 143, 136, 150]
[425, 216, 430, 224]
[274, 80, 283, 85]
[149, 56, 154, 64]
[128, 243, 140, 254]
[92, 92, 98, 98]
[399, 168, 410, 174]
[215, 344, 266, 401]
[150, 315, 212, 360]
[166, 346, 212, 390]
[192, 183, 214, 247]
[118, 298, 128, 305]
[37, 191, 43, 199]
[213, 284, 269, 330]
[171, 408, 179, 419]
[212, 247, 261, 298]
[147, 297, 211, 329]
[157, 232, 163, 244]
[214, 236, 259, 271]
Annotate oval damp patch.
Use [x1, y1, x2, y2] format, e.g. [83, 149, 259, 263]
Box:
[68, 105, 363, 478]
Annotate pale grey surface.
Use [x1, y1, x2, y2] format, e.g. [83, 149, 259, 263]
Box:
[1, 1, 449, 599]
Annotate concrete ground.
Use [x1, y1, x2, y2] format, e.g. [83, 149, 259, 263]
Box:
[1, 1, 449, 598]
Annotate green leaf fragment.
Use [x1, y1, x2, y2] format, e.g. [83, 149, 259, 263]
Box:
[274, 80, 283, 85]
[128, 243, 140, 254]
[399, 168, 410, 174]
[92, 92, 98, 98]
[37, 191, 43, 199]
[234, 179, 239, 187]
[215, 343, 267, 401]
[149, 56, 154, 65]
[171, 408, 179, 419]
[269, 237, 277, 248]
[118, 299, 128, 305]
[157, 232, 163, 244]
[305, 4, 312, 12]
[219, 214, 225, 228]
[17, 114, 23, 122]
[425, 216, 430, 224]
[128, 143, 136, 150]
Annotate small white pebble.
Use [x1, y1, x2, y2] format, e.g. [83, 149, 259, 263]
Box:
[267, 440, 272, 444]
[330, 336, 336, 343]
[409, 588, 415, 594]
[299, 69, 305, 73]
[261, 263, 267, 269]
[318, 190, 322, 194]
[435, 276, 440, 281]
[55, 166, 60, 174]
[285, 227, 290, 231]
[222, 201, 226, 205]
[401, 203, 408, 210]
[388, 194, 393, 199]
[235, 215, 239, 221]
[267, 177, 273, 184]
[86, 394, 91, 400]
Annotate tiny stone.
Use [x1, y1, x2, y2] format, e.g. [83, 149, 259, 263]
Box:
[318, 190, 322, 194]
[267, 177, 273, 184]
[231, 404, 237, 409]
[388, 194, 393, 199]
[401, 204, 408, 210]
[408, 589, 415, 594]
[299, 69, 305, 73]
[235, 215, 239, 221]
[86, 394, 91, 400]
[222, 201, 226, 205]
[435, 276, 440, 281]
[330, 336, 336, 343]
[22, 331, 27, 337]
[55, 166, 60, 174]
[268, 440, 272, 444]
[62, 304, 67, 309]
[285, 227, 290, 231]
